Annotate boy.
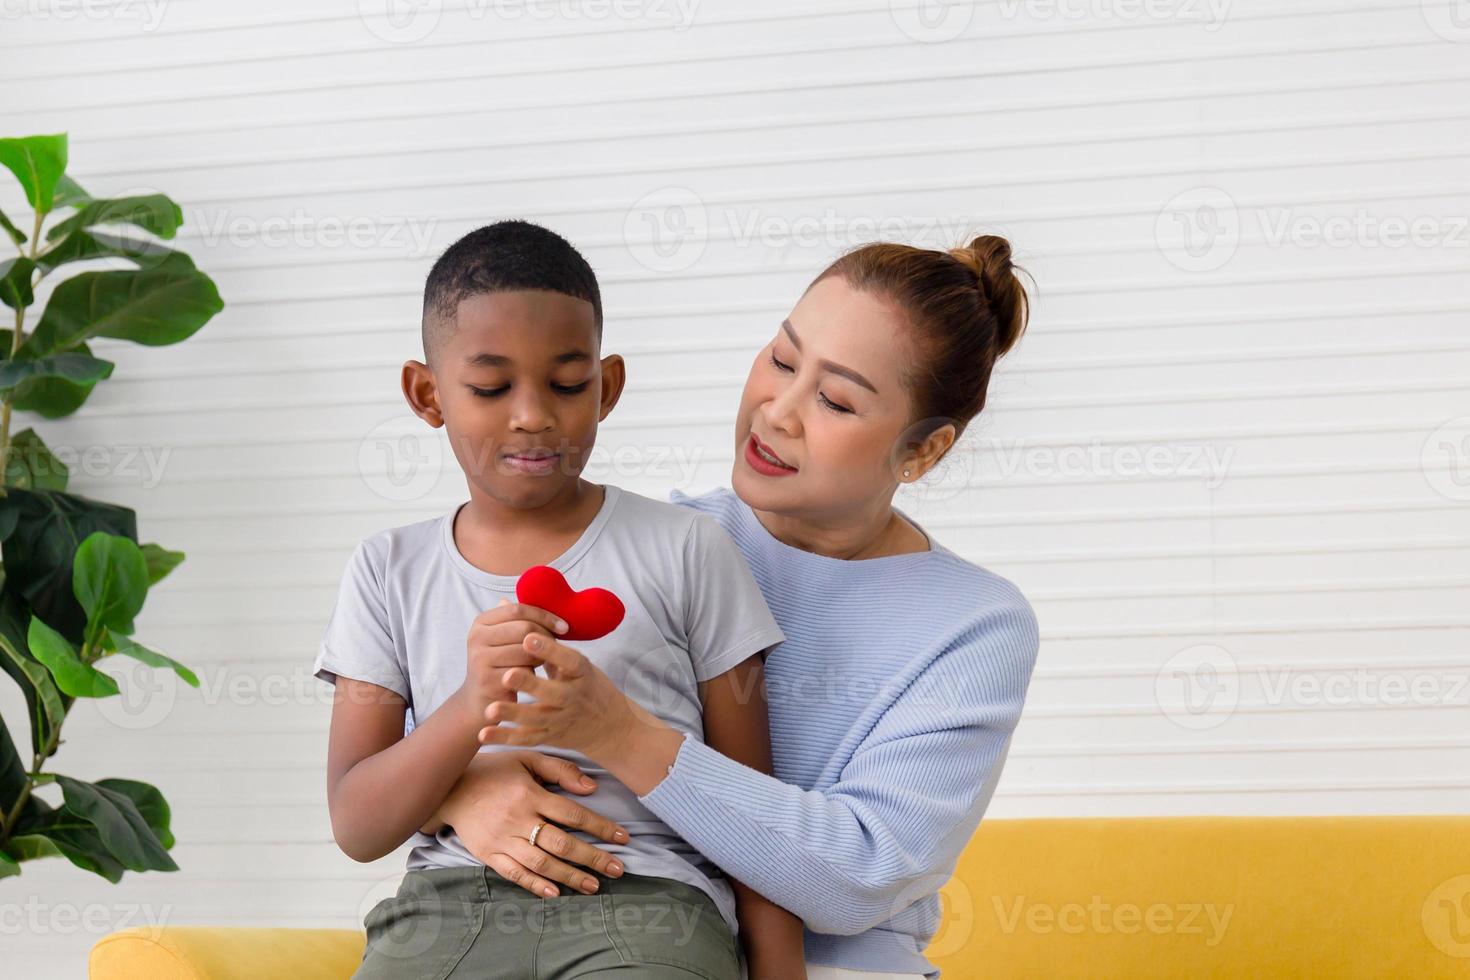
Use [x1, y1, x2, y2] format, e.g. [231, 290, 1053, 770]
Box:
[315, 221, 806, 978]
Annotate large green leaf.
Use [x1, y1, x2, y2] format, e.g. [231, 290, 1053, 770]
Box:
[0, 208, 25, 247]
[3, 428, 70, 492]
[1, 710, 30, 819]
[7, 339, 104, 418]
[0, 589, 71, 759]
[0, 847, 18, 877]
[3, 833, 63, 865]
[46, 195, 183, 243]
[0, 352, 113, 394]
[36, 229, 176, 275]
[0, 487, 137, 639]
[0, 256, 34, 309]
[0, 135, 67, 214]
[22, 256, 222, 357]
[54, 775, 176, 873]
[140, 543, 184, 586]
[95, 778, 174, 849]
[52, 175, 89, 210]
[74, 532, 149, 636]
[28, 615, 118, 697]
[0, 630, 64, 746]
[109, 635, 197, 688]
[27, 812, 125, 882]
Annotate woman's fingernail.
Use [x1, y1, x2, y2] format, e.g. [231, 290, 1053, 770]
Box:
[555, 619, 569, 634]
[542, 885, 557, 897]
[582, 879, 598, 894]
[614, 830, 629, 843]
[579, 776, 595, 788]
[608, 862, 623, 876]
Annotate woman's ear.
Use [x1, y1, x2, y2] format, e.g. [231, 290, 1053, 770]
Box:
[597, 354, 627, 420]
[401, 359, 444, 427]
[905, 422, 958, 481]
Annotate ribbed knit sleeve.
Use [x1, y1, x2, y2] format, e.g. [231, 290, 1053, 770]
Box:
[637, 596, 1039, 936]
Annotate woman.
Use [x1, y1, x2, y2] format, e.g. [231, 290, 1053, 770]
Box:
[431, 235, 1040, 979]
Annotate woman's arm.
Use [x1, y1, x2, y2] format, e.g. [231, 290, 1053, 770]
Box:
[485, 599, 1039, 935]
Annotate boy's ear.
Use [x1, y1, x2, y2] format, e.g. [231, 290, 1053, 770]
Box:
[401, 359, 444, 427]
[597, 353, 626, 421]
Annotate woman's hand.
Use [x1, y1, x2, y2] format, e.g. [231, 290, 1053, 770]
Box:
[477, 633, 655, 758]
[431, 749, 630, 898]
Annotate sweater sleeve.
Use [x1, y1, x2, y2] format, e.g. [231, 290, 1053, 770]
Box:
[637, 597, 1040, 935]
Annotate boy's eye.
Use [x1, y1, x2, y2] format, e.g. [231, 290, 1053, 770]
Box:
[468, 382, 590, 398]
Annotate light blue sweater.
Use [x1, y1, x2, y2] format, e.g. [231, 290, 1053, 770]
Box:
[642, 487, 1040, 978]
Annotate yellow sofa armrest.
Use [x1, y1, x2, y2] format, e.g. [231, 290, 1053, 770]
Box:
[89, 926, 364, 980]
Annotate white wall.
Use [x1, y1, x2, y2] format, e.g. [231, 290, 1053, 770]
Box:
[3, 0, 1469, 974]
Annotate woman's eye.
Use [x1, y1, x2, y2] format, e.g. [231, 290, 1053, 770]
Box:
[820, 393, 853, 414]
[770, 352, 793, 373]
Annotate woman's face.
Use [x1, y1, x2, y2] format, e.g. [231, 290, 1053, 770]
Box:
[733, 274, 934, 521]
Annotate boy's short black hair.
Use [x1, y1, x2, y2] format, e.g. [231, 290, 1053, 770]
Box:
[421, 220, 603, 367]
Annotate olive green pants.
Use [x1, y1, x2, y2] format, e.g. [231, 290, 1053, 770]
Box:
[353, 865, 741, 980]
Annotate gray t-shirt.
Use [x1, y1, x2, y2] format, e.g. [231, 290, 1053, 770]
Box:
[313, 483, 785, 937]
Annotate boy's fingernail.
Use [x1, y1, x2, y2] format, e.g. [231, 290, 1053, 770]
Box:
[555, 619, 569, 634]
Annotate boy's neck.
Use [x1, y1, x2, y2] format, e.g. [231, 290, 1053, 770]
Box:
[453, 479, 606, 577]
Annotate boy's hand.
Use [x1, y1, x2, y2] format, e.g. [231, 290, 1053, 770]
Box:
[461, 599, 569, 714]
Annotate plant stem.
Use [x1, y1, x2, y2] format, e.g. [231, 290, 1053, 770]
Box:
[0, 209, 44, 487]
[0, 704, 68, 846]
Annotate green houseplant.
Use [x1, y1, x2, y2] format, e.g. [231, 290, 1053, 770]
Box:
[0, 133, 223, 880]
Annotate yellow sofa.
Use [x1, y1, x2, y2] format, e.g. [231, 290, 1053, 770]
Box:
[89, 815, 1470, 978]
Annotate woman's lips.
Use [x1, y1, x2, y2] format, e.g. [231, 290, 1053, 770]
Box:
[745, 434, 798, 477]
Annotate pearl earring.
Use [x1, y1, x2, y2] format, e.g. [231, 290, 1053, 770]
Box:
[903, 469, 911, 478]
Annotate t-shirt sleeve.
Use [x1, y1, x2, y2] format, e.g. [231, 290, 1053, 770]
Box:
[312, 538, 409, 703]
[681, 513, 785, 682]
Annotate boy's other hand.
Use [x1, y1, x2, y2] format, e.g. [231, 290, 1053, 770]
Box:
[461, 598, 570, 712]
[432, 750, 630, 898]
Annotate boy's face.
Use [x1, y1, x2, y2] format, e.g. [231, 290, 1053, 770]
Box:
[403, 289, 624, 511]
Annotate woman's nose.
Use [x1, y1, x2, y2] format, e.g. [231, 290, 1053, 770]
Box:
[762, 384, 802, 438]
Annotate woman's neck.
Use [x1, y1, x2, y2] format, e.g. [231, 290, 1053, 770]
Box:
[749, 497, 928, 561]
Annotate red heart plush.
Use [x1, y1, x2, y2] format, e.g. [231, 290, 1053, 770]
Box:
[515, 565, 625, 641]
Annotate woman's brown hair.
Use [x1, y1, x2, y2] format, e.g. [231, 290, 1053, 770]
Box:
[811, 234, 1031, 460]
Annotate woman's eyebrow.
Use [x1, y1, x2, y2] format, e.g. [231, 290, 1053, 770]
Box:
[781, 319, 878, 394]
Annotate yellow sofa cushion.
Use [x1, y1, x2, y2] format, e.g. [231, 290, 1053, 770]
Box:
[927, 815, 1470, 979]
[89, 926, 364, 980]
[88, 816, 1470, 978]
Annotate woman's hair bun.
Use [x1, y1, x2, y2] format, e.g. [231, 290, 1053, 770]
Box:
[947, 234, 1029, 359]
